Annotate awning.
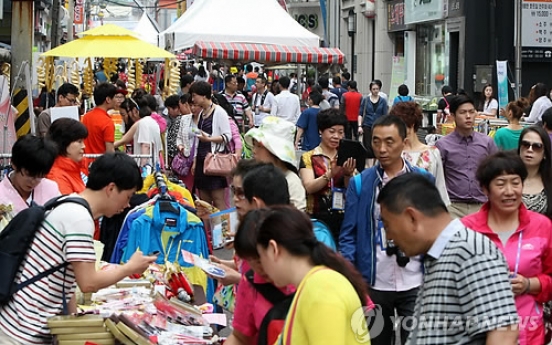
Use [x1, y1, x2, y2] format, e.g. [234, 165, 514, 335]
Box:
[192, 41, 345, 64]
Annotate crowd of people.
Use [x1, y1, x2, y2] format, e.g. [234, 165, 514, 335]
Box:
[3, 60, 552, 345]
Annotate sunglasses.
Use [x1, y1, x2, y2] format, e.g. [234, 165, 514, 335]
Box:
[521, 140, 544, 152]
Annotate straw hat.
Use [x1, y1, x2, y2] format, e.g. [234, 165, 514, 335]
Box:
[245, 116, 296, 167]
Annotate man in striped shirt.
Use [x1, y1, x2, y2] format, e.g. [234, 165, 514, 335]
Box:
[221, 75, 253, 132]
[0, 153, 159, 345]
[377, 174, 518, 345]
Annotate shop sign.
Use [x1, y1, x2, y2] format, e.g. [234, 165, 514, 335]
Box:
[447, 0, 464, 18]
[74, 0, 84, 24]
[404, 0, 445, 25]
[295, 13, 319, 30]
[521, 0, 552, 61]
[387, 0, 406, 32]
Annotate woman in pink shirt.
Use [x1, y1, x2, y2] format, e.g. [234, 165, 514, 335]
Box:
[0, 135, 60, 215]
[462, 151, 552, 345]
[226, 209, 295, 345]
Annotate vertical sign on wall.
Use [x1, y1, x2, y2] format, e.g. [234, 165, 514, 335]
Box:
[74, 0, 84, 24]
[496, 60, 509, 111]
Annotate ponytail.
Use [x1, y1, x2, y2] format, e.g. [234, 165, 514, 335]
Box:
[255, 206, 369, 306]
[309, 240, 369, 306]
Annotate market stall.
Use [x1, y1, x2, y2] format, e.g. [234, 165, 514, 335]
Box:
[160, 0, 320, 52]
[40, 24, 180, 100]
[191, 41, 345, 65]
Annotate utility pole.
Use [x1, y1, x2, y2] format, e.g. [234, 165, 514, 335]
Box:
[515, 0, 523, 98]
[10, 0, 33, 85]
[51, 0, 61, 47]
[68, 0, 75, 41]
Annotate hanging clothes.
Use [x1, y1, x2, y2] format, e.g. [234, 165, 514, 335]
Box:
[120, 199, 214, 301]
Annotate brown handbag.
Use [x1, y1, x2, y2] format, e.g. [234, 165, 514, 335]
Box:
[203, 135, 238, 177]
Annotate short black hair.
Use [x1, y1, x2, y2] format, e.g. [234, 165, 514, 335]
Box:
[236, 76, 245, 85]
[542, 107, 552, 130]
[476, 151, 528, 190]
[308, 91, 324, 106]
[372, 115, 407, 140]
[179, 93, 191, 105]
[57, 83, 79, 100]
[256, 75, 267, 85]
[46, 118, 88, 156]
[245, 64, 253, 73]
[143, 94, 158, 112]
[224, 74, 236, 85]
[450, 95, 475, 114]
[87, 152, 143, 191]
[164, 95, 180, 109]
[398, 84, 409, 97]
[278, 76, 291, 89]
[348, 81, 358, 90]
[189, 81, 212, 99]
[342, 72, 351, 80]
[441, 85, 453, 95]
[93, 82, 117, 105]
[377, 173, 448, 216]
[231, 159, 267, 179]
[181, 74, 194, 88]
[11, 135, 57, 177]
[318, 108, 348, 132]
[318, 76, 330, 89]
[242, 164, 290, 205]
[333, 76, 342, 85]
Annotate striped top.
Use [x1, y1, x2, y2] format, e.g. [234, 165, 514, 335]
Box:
[220, 91, 250, 120]
[0, 199, 95, 344]
[407, 220, 518, 345]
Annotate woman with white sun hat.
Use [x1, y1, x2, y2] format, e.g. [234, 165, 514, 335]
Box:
[245, 116, 307, 211]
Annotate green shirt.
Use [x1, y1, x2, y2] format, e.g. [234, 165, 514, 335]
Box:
[493, 127, 523, 151]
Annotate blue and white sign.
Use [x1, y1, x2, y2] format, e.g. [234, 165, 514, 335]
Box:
[404, 0, 446, 25]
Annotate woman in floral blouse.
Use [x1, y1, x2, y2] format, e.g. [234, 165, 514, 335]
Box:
[391, 101, 450, 206]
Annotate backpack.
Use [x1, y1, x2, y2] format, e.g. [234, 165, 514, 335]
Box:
[0, 196, 92, 306]
[246, 269, 295, 345]
[311, 219, 337, 251]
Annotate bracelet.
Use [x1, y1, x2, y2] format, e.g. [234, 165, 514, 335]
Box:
[524, 278, 531, 294]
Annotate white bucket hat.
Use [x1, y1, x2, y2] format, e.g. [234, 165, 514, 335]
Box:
[245, 116, 297, 167]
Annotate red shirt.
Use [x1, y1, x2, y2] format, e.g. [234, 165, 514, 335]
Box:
[81, 107, 115, 154]
[342, 91, 363, 122]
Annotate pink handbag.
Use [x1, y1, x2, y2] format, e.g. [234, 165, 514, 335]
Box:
[203, 152, 238, 177]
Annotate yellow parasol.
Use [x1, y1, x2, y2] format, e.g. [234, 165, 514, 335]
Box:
[42, 25, 173, 59]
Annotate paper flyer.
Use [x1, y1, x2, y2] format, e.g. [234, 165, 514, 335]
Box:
[181, 250, 226, 278]
[209, 207, 238, 249]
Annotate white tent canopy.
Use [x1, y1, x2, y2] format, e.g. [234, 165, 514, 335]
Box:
[133, 14, 160, 46]
[161, 0, 320, 52]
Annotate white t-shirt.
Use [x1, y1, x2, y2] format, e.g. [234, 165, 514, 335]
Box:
[285, 170, 307, 212]
[134, 116, 163, 167]
[0, 198, 95, 344]
[483, 98, 499, 114]
[271, 90, 301, 124]
[252, 91, 276, 126]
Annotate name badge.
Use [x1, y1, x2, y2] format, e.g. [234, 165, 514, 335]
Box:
[331, 188, 345, 210]
[377, 219, 387, 250]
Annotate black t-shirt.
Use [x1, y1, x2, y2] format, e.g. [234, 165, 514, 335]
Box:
[437, 95, 455, 112]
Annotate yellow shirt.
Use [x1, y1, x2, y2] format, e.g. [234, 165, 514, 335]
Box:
[280, 266, 369, 345]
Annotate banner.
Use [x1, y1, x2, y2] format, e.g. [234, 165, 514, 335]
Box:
[389, 56, 405, 102]
[74, 0, 84, 24]
[496, 60, 509, 113]
[319, 0, 328, 45]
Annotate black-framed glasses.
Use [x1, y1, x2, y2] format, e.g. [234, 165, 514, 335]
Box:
[520, 140, 544, 152]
